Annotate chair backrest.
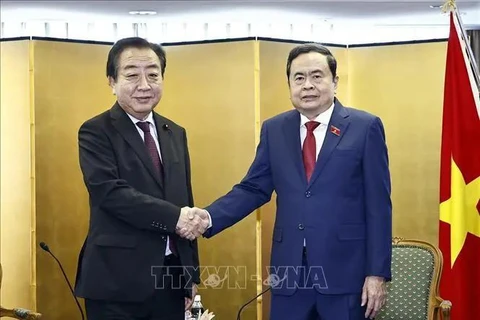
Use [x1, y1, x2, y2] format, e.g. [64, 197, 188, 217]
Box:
[376, 237, 443, 320]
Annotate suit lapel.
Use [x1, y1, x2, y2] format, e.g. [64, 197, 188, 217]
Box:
[308, 100, 350, 187]
[283, 110, 308, 185]
[153, 112, 180, 188]
[110, 103, 164, 190]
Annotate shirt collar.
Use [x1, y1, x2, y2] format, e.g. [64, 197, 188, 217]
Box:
[126, 111, 155, 128]
[300, 101, 335, 128]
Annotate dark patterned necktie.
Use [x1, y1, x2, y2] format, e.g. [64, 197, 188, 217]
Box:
[136, 121, 164, 179]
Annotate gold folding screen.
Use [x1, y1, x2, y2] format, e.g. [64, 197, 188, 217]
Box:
[33, 40, 114, 318]
[0, 37, 447, 320]
[159, 41, 259, 320]
[348, 41, 447, 245]
[0, 40, 34, 312]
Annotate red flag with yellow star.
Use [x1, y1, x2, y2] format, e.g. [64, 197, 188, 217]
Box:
[439, 11, 480, 319]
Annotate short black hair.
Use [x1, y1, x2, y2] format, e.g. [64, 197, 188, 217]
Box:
[286, 43, 337, 82]
[106, 37, 166, 80]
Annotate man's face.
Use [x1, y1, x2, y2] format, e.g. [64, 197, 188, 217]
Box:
[288, 52, 338, 119]
[109, 47, 163, 120]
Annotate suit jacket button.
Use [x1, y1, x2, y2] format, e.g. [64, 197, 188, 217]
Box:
[298, 224, 305, 230]
[305, 191, 311, 198]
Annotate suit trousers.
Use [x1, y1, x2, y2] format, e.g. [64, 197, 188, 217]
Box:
[270, 248, 368, 320]
[85, 254, 185, 320]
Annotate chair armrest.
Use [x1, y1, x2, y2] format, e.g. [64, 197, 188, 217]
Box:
[0, 307, 42, 319]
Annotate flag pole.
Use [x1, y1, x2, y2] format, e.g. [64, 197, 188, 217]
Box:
[442, 0, 480, 92]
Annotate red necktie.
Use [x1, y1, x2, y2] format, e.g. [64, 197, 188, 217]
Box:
[303, 121, 320, 182]
[136, 121, 177, 256]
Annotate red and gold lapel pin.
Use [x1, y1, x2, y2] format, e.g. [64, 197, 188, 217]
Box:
[330, 125, 341, 136]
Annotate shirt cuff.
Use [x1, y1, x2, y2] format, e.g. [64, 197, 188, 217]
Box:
[204, 209, 213, 229]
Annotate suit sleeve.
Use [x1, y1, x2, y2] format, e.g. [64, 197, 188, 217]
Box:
[204, 121, 274, 237]
[183, 129, 201, 285]
[78, 120, 180, 234]
[363, 117, 392, 281]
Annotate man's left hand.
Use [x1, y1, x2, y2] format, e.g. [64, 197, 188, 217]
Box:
[361, 276, 386, 319]
[185, 283, 198, 310]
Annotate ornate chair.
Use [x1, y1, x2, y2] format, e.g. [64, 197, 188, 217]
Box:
[0, 263, 41, 319]
[376, 237, 452, 320]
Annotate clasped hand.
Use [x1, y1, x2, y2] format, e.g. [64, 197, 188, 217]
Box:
[176, 207, 210, 240]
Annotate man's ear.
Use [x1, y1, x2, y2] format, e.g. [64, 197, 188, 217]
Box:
[334, 75, 339, 89]
[108, 76, 116, 95]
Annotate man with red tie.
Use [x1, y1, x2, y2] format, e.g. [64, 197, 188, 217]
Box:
[197, 43, 392, 320]
[74, 37, 208, 320]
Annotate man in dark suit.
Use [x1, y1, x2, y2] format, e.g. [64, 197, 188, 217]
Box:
[74, 37, 208, 320]
[183, 43, 392, 320]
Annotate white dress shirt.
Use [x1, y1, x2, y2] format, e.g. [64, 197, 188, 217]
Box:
[126, 112, 173, 256]
[300, 102, 335, 247]
[300, 102, 335, 161]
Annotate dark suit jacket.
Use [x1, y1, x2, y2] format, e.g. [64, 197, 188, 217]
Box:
[204, 99, 392, 297]
[74, 103, 200, 302]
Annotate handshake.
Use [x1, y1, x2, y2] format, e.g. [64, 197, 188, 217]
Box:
[175, 207, 211, 241]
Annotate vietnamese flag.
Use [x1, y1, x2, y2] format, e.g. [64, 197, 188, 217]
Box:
[439, 11, 480, 319]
